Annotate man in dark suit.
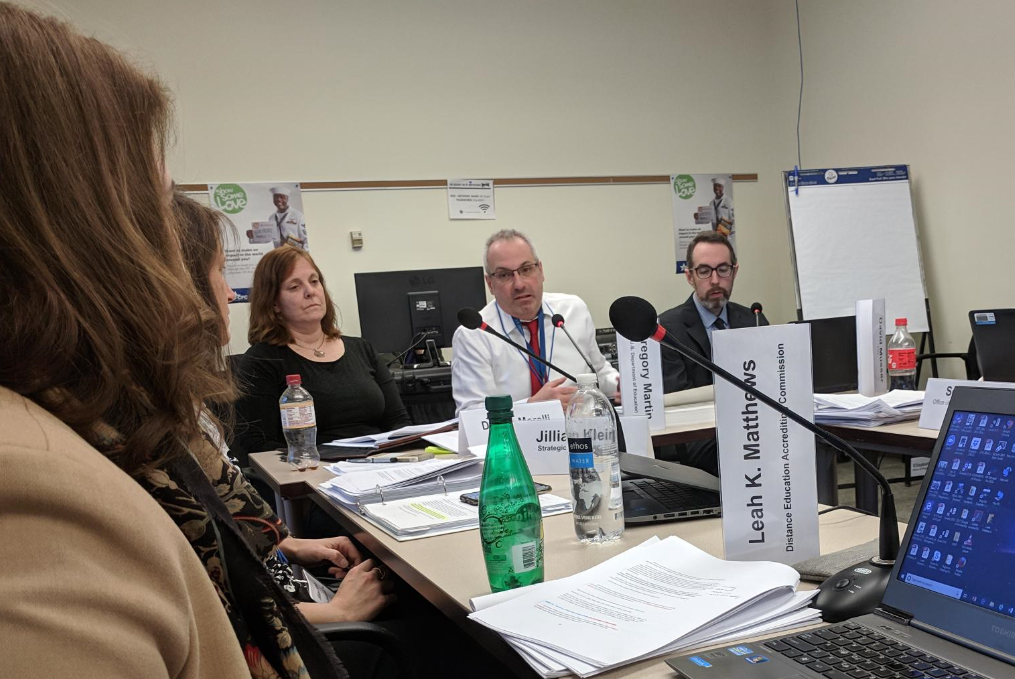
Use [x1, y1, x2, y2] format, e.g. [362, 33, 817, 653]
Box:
[657, 231, 769, 473]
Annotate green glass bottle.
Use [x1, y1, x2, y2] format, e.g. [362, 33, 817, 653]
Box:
[478, 395, 544, 592]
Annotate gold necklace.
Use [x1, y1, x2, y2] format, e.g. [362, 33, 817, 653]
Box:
[292, 335, 326, 357]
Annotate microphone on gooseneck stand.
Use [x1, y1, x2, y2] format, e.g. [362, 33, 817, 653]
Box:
[457, 307, 576, 382]
[551, 313, 596, 377]
[608, 295, 899, 623]
[751, 302, 763, 327]
[458, 307, 627, 453]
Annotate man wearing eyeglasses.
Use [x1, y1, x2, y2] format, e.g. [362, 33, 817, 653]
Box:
[660, 230, 768, 393]
[452, 229, 619, 413]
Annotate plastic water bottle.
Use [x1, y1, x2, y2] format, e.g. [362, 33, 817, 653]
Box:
[279, 374, 320, 471]
[478, 395, 544, 592]
[888, 318, 917, 391]
[565, 374, 625, 543]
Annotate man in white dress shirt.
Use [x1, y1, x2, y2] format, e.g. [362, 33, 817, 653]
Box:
[452, 229, 619, 413]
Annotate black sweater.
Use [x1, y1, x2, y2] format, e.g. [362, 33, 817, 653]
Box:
[231, 337, 411, 458]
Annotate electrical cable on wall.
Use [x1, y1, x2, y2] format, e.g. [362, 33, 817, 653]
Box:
[795, 0, 805, 170]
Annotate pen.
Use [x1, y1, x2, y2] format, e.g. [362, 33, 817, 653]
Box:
[347, 457, 401, 464]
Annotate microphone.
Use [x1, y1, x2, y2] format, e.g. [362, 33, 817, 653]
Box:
[551, 313, 597, 378]
[609, 295, 899, 622]
[459, 307, 627, 453]
[751, 302, 763, 327]
[456, 307, 576, 382]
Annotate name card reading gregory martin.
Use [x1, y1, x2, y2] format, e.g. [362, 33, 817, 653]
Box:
[617, 334, 665, 431]
[919, 379, 1015, 430]
[712, 324, 819, 565]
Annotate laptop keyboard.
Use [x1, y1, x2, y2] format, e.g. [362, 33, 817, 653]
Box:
[763, 622, 984, 679]
[629, 477, 717, 509]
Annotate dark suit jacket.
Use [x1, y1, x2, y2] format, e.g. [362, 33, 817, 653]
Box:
[658, 294, 769, 393]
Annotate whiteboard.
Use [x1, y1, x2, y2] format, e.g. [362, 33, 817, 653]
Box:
[785, 166, 928, 333]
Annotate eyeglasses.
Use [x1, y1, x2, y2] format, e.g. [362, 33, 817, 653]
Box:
[691, 263, 734, 279]
[488, 261, 541, 284]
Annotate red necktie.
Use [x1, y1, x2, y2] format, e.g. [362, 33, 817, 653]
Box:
[525, 318, 542, 396]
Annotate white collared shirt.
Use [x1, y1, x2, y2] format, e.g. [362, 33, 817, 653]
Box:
[451, 292, 619, 413]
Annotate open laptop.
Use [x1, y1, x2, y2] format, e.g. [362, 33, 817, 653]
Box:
[620, 452, 722, 524]
[970, 310, 1015, 382]
[667, 386, 1015, 679]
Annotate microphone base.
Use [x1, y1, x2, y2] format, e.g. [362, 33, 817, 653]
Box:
[813, 558, 894, 623]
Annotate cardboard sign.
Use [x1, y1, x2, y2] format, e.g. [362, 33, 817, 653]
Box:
[919, 379, 1015, 430]
[512, 419, 569, 474]
[713, 324, 819, 564]
[616, 334, 665, 431]
[249, 221, 276, 244]
[856, 298, 888, 397]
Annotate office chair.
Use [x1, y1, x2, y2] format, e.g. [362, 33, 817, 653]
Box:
[916, 336, 979, 384]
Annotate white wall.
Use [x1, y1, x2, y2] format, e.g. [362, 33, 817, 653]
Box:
[24, 0, 797, 356]
[25, 0, 1010, 375]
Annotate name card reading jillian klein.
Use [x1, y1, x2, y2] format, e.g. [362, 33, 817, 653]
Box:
[712, 324, 819, 565]
[459, 401, 568, 474]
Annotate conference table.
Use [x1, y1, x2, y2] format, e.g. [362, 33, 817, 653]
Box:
[249, 450, 892, 678]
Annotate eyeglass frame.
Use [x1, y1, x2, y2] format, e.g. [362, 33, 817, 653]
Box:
[689, 262, 736, 280]
[486, 260, 542, 285]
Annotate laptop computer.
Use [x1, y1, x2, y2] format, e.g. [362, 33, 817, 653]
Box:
[620, 452, 722, 524]
[666, 386, 1015, 679]
[970, 310, 1015, 382]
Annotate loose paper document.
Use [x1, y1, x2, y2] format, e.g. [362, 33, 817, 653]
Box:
[468, 535, 800, 675]
[325, 418, 457, 446]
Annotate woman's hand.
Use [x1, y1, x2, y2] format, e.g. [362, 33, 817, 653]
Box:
[297, 559, 396, 624]
[279, 536, 363, 576]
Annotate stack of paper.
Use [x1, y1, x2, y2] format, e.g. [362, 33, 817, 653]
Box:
[359, 489, 572, 541]
[323, 418, 458, 449]
[318, 457, 482, 508]
[813, 390, 924, 427]
[468, 536, 820, 678]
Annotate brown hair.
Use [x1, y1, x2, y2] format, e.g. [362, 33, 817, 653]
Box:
[248, 246, 342, 345]
[173, 192, 236, 343]
[686, 230, 738, 268]
[0, 4, 231, 475]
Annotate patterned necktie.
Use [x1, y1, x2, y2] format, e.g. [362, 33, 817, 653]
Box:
[525, 318, 542, 396]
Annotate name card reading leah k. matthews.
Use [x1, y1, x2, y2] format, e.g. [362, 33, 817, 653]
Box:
[712, 324, 819, 565]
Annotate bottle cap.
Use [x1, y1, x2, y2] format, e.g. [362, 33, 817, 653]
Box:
[577, 373, 598, 386]
[485, 394, 513, 414]
[895, 318, 907, 326]
[285, 374, 302, 386]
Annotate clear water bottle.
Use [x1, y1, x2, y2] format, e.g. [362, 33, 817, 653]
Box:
[888, 318, 917, 391]
[565, 374, 625, 543]
[478, 395, 544, 592]
[279, 374, 320, 471]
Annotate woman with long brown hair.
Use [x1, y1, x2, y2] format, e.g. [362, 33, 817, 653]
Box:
[232, 247, 410, 460]
[0, 5, 346, 678]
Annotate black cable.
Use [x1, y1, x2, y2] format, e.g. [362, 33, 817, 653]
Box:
[795, 0, 804, 170]
[819, 505, 876, 517]
[385, 331, 429, 368]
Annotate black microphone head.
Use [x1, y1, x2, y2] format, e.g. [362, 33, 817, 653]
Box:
[609, 296, 658, 342]
[751, 302, 763, 314]
[457, 307, 483, 330]
[551, 313, 565, 328]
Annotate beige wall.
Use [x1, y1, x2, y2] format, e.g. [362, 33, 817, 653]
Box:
[24, 1, 1012, 374]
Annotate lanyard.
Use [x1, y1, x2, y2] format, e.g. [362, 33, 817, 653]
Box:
[496, 302, 556, 386]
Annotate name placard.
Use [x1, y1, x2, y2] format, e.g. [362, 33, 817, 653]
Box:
[713, 324, 819, 564]
[919, 379, 1015, 430]
[616, 334, 665, 431]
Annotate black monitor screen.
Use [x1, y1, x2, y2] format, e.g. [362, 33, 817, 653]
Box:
[355, 266, 487, 355]
[896, 409, 1015, 618]
[794, 315, 858, 393]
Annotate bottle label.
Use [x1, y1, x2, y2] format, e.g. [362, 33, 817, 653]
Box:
[511, 541, 539, 573]
[280, 401, 316, 429]
[888, 348, 916, 371]
[568, 437, 594, 469]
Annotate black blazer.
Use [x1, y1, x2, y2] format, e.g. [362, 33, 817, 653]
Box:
[658, 294, 769, 393]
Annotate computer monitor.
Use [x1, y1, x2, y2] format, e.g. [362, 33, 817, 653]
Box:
[355, 266, 487, 356]
[793, 315, 858, 393]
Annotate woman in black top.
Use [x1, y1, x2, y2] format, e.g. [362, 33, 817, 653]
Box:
[233, 246, 411, 458]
